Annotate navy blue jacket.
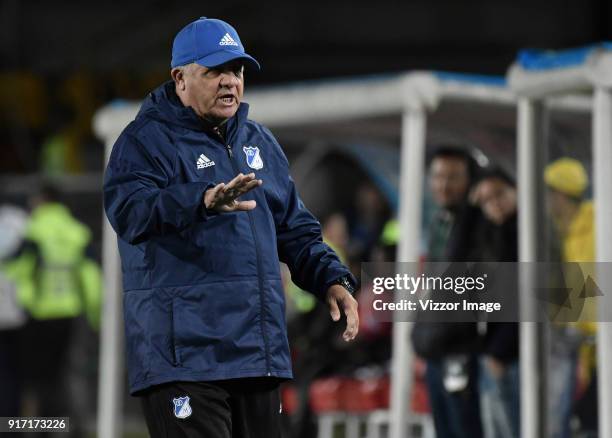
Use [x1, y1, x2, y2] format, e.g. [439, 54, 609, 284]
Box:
[104, 82, 353, 394]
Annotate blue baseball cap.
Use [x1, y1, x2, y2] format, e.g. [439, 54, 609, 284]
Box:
[171, 17, 260, 70]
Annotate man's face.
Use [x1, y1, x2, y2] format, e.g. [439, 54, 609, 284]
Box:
[547, 189, 569, 219]
[474, 177, 517, 225]
[429, 156, 470, 208]
[175, 60, 245, 124]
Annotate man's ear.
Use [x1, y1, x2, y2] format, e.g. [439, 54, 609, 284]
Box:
[171, 67, 186, 91]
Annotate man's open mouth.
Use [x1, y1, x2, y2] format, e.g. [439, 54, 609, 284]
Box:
[218, 94, 236, 105]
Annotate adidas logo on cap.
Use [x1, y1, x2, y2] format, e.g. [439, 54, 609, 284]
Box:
[219, 33, 239, 46]
[197, 154, 215, 169]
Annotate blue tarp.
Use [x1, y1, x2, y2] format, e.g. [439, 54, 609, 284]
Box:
[518, 42, 612, 71]
[433, 71, 506, 87]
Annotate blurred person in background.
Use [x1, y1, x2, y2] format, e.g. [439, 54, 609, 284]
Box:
[470, 168, 520, 438]
[544, 157, 596, 438]
[411, 146, 484, 438]
[346, 183, 389, 262]
[103, 17, 358, 438]
[0, 204, 29, 418]
[4, 185, 101, 437]
[285, 212, 351, 318]
[323, 213, 350, 257]
[40, 103, 81, 176]
[285, 212, 364, 438]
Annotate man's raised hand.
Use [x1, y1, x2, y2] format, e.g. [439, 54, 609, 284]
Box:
[204, 173, 263, 212]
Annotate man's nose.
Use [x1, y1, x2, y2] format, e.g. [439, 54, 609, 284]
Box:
[440, 178, 451, 192]
[219, 71, 240, 88]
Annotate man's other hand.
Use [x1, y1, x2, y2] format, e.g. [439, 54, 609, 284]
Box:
[326, 284, 359, 342]
[204, 173, 263, 212]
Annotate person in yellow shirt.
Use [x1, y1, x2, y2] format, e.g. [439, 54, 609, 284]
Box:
[544, 157, 596, 438]
[545, 157, 594, 264]
[3, 185, 101, 433]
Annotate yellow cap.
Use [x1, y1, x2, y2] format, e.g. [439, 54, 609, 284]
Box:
[544, 157, 588, 197]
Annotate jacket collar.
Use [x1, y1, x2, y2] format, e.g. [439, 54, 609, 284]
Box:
[139, 81, 250, 143]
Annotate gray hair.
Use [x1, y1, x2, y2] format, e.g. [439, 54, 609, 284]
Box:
[174, 63, 198, 76]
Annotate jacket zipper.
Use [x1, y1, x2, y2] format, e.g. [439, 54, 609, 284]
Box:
[223, 141, 272, 376]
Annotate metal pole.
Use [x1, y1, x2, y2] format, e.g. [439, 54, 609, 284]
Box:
[593, 87, 612, 438]
[517, 97, 546, 438]
[96, 137, 124, 438]
[389, 108, 426, 438]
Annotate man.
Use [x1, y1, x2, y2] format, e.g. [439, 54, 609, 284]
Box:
[410, 147, 483, 438]
[103, 17, 358, 438]
[545, 158, 594, 264]
[544, 157, 596, 438]
[4, 185, 101, 436]
[471, 169, 520, 438]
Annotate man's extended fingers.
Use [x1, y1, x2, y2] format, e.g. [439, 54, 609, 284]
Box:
[233, 200, 257, 211]
[242, 179, 263, 193]
[211, 182, 225, 198]
[328, 296, 341, 322]
[206, 173, 262, 212]
[204, 183, 226, 209]
[223, 178, 262, 200]
[342, 297, 359, 341]
[234, 174, 258, 192]
[225, 172, 256, 191]
[223, 174, 257, 194]
[224, 173, 245, 190]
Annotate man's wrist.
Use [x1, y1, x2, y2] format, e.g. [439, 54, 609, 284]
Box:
[334, 275, 356, 295]
[203, 189, 211, 210]
[201, 186, 218, 218]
